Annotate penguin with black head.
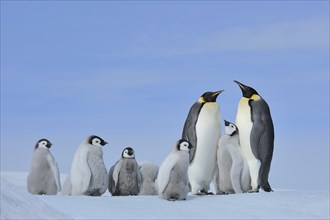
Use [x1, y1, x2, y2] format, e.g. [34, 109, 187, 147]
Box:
[234, 80, 274, 192]
[182, 90, 224, 195]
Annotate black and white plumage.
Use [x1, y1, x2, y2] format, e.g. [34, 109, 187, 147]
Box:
[138, 161, 159, 196]
[156, 139, 192, 201]
[182, 90, 223, 195]
[234, 81, 274, 192]
[217, 120, 251, 194]
[27, 139, 61, 195]
[108, 147, 142, 196]
[65, 135, 108, 196]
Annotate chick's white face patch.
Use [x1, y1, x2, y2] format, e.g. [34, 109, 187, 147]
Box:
[179, 141, 190, 152]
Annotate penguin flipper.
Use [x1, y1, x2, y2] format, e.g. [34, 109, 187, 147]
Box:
[81, 149, 92, 194]
[182, 102, 202, 163]
[47, 153, 61, 192]
[108, 164, 116, 195]
[250, 100, 274, 191]
[135, 160, 143, 192]
[109, 161, 122, 195]
[157, 153, 180, 195]
[71, 145, 91, 195]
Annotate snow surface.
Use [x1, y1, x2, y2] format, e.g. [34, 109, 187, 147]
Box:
[1, 172, 329, 219]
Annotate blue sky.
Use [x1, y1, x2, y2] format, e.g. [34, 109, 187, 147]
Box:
[1, 1, 329, 191]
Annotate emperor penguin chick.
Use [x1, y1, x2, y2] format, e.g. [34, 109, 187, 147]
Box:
[68, 135, 108, 196]
[138, 161, 159, 196]
[27, 139, 61, 195]
[182, 90, 223, 195]
[234, 80, 274, 192]
[108, 147, 142, 196]
[156, 139, 192, 201]
[217, 120, 251, 194]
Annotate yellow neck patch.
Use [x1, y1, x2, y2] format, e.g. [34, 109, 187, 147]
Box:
[198, 97, 205, 103]
[251, 94, 261, 101]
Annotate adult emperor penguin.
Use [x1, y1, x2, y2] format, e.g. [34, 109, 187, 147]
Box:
[217, 120, 251, 194]
[69, 135, 108, 196]
[27, 139, 61, 195]
[234, 80, 274, 192]
[138, 161, 159, 196]
[182, 90, 223, 195]
[108, 147, 142, 196]
[156, 139, 192, 201]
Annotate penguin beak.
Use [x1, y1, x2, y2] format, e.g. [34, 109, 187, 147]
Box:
[234, 80, 246, 91]
[212, 90, 224, 97]
[224, 120, 230, 126]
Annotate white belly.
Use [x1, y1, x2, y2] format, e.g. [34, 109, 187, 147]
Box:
[236, 98, 255, 161]
[188, 103, 221, 192]
[236, 98, 260, 190]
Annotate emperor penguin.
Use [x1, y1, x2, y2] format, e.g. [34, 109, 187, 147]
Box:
[138, 161, 159, 196]
[27, 139, 61, 195]
[156, 139, 192, 201]
[217, 120, 251, 194]
[108, 147, 142, 196]
[234, 80, 274, 192]
[182, 90, 223, 195]
[68, 135, 108, 196]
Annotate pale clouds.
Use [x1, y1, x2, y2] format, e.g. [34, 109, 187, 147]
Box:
[120, 17, 329, 58]
[197, 17, 329, 52]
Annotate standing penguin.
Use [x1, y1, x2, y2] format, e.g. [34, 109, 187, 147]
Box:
[156, 139, 192, 201]
[182, 90, 223, 195]
[234, 80, 274, 192]
[27, 139, 61, 195]
[138, 161, 159, 196]
[217, 120, 251, 194]
[68, 135, 108, 196]
[108, 147, 142, 196]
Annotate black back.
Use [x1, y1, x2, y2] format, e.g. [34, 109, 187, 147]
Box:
[182, 102, 203, 163]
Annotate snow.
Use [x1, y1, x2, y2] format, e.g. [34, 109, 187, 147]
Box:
[1, 172, 329, 219]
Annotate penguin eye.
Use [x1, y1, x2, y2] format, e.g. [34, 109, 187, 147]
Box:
[180, 142, 189, 149]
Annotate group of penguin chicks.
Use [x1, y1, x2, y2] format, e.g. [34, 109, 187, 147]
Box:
[27, 80, 275, 201]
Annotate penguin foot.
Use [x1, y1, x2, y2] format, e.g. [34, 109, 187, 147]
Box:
[196, 192, 206, 196]
[261, 184, 273, 192]
[248, 189, 259, 193]
[167, 198, 176, 201]
[196, 189, 214, 196]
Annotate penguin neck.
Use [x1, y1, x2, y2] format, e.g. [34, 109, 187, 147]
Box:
[37, 146, 49, 151]
[89, 145, 103, 156]
[230, 130, 238, 137]
[202, 102, 219, 112]
[251, 94, 261, 101]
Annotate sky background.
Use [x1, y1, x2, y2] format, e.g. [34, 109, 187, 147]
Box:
[1, 1, 329, 191]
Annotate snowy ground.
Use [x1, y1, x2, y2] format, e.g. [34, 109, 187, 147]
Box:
[1, 172, 329, 219]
